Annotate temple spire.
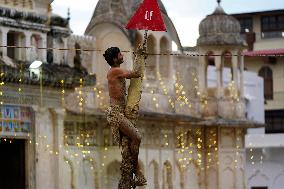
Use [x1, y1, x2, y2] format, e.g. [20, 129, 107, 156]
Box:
[217, 0, 221, 5]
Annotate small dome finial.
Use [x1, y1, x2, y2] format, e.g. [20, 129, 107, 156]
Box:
[67, 8, 70, 21]
[213, 0, 226, 15]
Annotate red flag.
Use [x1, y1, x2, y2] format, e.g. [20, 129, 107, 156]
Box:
[126, 0, 166, 31]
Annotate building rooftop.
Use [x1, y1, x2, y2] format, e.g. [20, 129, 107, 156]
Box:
[0, 59, 96, 89]
[230, 9, 284, 16]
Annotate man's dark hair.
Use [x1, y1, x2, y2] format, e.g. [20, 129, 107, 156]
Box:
[103, 47, 120, 66]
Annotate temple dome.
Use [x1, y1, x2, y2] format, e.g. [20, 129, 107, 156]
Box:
[85, 0, 182, 50]
[197, 4, 243, 46]
[85, 0, 167, 35]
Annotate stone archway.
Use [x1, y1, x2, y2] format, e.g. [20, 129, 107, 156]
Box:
[148, 160, 159, 189]
[63, 157, 75, 189]
[7, 31, 25, 61]
[77, 157, 99, 189]
[146, 34, 157, 80]
[221, 51, 233, 87]
[163, 161, 173, 189]
[205, 51, 216, 88]
[106, 160, 121, 189]
[30, 34, 43, 61]
[159, 36, 170, 78]
[134, 32, 143, 52]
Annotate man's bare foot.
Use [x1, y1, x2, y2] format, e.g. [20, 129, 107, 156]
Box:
[134, 170, 147, 186]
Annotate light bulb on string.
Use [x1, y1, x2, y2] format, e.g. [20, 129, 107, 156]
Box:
[78, 78, 84, 112]
[18, 63, 23, 104]
[0, 72, 5, 105]
[61, 79, 65, 107]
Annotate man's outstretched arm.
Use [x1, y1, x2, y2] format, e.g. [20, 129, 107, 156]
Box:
[112, 68, 141, 79]
[117, 44, 146, 79]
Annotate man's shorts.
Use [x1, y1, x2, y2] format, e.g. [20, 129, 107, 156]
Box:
[106, 105, 125, 145]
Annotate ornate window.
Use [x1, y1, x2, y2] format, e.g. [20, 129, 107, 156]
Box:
[238, 17, 253, 33]
[64, 120, 97, 147]
[258, 66, 273, 100]
[103, 127, 111, 146]
[7, 31, 25, 61]
[265, 110, 284, 133]
[261, 15, 284, 38]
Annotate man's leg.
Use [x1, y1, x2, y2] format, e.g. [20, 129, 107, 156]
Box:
[118, 116, 141, 170]
[119, 136, 136, 189]
[118, 115, 146, 185]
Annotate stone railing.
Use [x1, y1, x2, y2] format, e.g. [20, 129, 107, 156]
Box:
[200, 87, 245, 119]
[0, 59, 96, 89]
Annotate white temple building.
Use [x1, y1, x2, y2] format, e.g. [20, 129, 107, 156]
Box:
[0, 0, 266, 189]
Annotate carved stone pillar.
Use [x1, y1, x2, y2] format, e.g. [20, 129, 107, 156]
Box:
[169, 49, 175, 89]
[198, 51, 207, 93]
[218, 127, 246, 189]
[232, 54, 239, 91]
[239, 55, 244, 98]
[41, 34, 47, 62]
[168, 49, 175, 113]
[50, 108, 66, 189]
[62, 38, 68, 64]
[215, 54, 222, 98]
[1, 28, 8, 57]
[32, 106, 56, 189]
[24, 32, 32, 62]
[156, 37, 160, 79]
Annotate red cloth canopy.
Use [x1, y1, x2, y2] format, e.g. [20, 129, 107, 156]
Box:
[126, 0, 166, 31]
[243, 49, 284, 57]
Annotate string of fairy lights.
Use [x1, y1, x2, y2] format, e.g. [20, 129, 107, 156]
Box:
[61, 79, 65, 107]
[0, 79, 260, 176]
[77, 78, 84, 113]
[0, 46, 268, 177]
[0, 71, 4, 105]
[18, 63, 23, 104]
[0, 85, 261, 179]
